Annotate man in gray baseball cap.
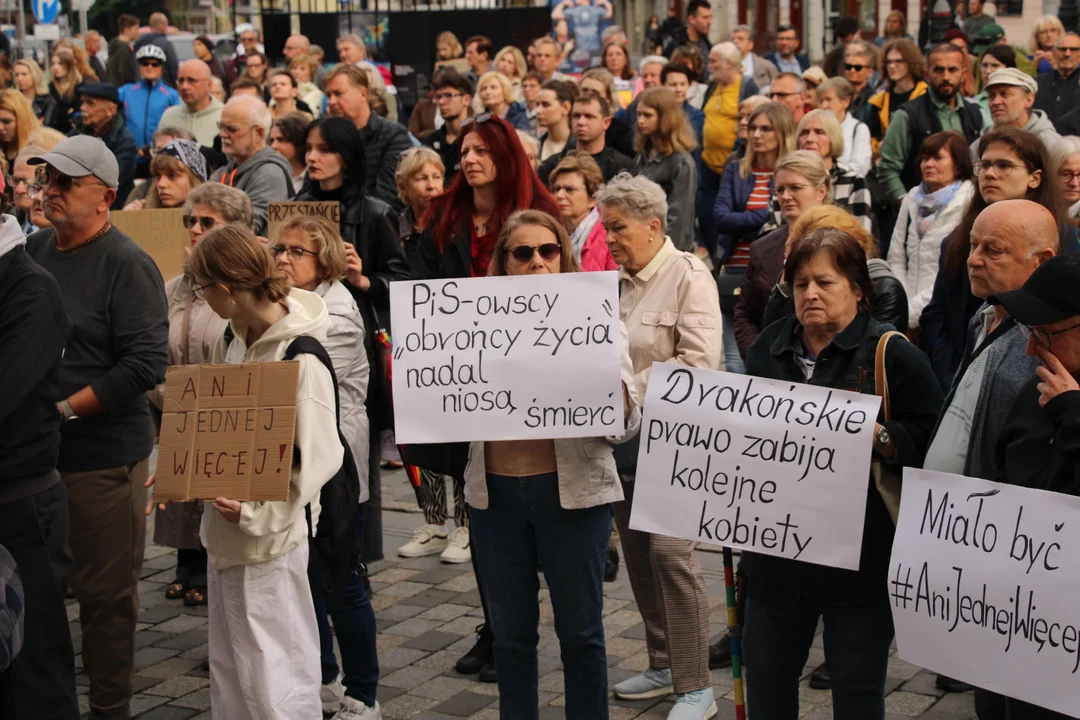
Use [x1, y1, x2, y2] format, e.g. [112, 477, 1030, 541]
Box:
[971, 67, 1060, 157]
[25, 132, 168, 720]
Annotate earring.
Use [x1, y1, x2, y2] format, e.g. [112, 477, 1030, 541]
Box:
[649, 237, 654, 243]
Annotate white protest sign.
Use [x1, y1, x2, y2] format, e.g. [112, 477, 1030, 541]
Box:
[629, 363, 880, 570]
[890, 468, 1080, 716]
[390, 272, 623, 443]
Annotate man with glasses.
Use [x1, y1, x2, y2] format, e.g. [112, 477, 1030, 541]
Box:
[211, 95, 294, 235]
[729, 24, 777, 90]
[842, 40, 877, 120]
[25, 135, 169, 720]
[324, 63, 411, 210]
[878, 42, 984, 209]
[765, 25, 810, 75]
[766, 72, 807, 123]
[120, 45, 181, 177]
[1035, 32, 1080, 129]
[422, 68, 473, 184]
[158, 59, 224, 148]
[131, 12, 178, 87]
[972, 68, 1059, 156]
[71, 83, 136, 210]
[229, 26, 262, 82]
[11, 147, 42, 234]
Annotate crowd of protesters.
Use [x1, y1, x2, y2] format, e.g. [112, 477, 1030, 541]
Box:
[2, 4, 1080, 720]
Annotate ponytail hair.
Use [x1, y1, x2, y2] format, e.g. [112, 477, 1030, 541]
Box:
[189, 225, 291, 303]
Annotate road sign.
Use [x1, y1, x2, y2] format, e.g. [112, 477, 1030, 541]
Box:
[32, 0, 59, 24]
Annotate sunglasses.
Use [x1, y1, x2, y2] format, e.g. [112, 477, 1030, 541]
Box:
[509, 243, 561, 263]
[140, 60, 163, 68]
[844, 63, 868, 72]
[461, 112, 494, 128]
[182, 214, 218, 231]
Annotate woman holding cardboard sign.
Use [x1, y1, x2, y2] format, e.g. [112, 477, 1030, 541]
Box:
[740, 229, 941, 719]
[595, 172, 722, 719]
[183, 223, 342, 720]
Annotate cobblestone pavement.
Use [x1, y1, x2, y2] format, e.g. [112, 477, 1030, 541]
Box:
[70, 467, 979, 719]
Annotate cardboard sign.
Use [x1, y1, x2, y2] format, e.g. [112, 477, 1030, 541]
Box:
[110, 208, 189, 282]
[390, 272, 623, 444]
[267, 202, 341, 243]
[156, 362, 299, 502]
[629, 363, 881, 570]
[890, 468, 1080, 716]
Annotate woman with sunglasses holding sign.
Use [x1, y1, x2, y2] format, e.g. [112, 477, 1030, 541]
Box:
[146, 182, 254, 607]
[297, 116, 409, 566]
[409, 114, 561, 683]
[467, 209, 638, 719]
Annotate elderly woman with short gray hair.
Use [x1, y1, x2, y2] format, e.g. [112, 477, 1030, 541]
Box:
[595, 172, 722, 719]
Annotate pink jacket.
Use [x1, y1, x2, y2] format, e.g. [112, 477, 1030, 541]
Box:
[580, 220, 617, 272]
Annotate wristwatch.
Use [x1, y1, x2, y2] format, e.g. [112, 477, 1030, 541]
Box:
[58, 399, 78, 422]
[875, 425, 891, 448]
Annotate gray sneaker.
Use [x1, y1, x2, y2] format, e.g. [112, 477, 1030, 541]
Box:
[667, 687, 717, 720]
[331, 696, 381, 720]
[613, 667, 674, 700]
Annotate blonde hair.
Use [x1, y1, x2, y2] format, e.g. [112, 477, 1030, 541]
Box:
[580, 68, 616, 107]
[490, 209, 580, 276]
[289, 53, 319, 83]
[550, 150, 605, 197]
[145, 153, 203, 209]
[15, 58, 48, 96]
[494, 46, 527, 79]
[49, 50, 82, 102]
[395, 147, 445, 202]
[436, 31, 463, 58]
[476, 71, 513, 111]
[189, 224, 291, 303]
[775, 150, 831, 196]
[25, 127, 65, 151]
[0, 89, 41, 153]
[739, 101, 796, 179]
[1030, 15, 1065, 53]
[634, 87, 697, 156]
[790, 204, 876, 258]
[797, 108, 845, 160]
[278, 216, 349, 282]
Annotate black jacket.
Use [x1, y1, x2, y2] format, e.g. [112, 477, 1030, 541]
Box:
[48, 81, 85, 135]
[896, 93, 983, 192]
[31, 93, 58, 130]
[760, 258, 910, 337]
[357, 113, 413, 211]
[0, 244, 70, 499]
[997, 383, 1080, 496]
[743, 312, 942, 610]
[537, 140, 634, 185]
[107, 37, 135, 87]
[70, 114, 137, 211]
[733, 226, 787, 361]
[421, 125, 461, 186]
[1034, 67, 1080, 129]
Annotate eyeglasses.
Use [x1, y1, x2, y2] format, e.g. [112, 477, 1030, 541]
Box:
[509, 243, 561, 262]
[1056, 46, 1080, 54]
[1059, 170, 1080, 183]
[844, 63, 868, 72]
[461, 113, 493, 128]
[550, 183, 585, 195]
[434, 92, 463, 102]
[217, 122, 252, 135]
[182, 214, 219, 231]
[775, 182, 811, 196]
[1018, 319, 1080, 349]
[271, 244, 319, 261]
[974, 159, 1025, 176]
[140, 60, 163, 68]
[767, 91, 798, 100]
[192, 282, 216, 300]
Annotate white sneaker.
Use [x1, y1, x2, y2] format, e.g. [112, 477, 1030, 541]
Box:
[397, 524, 449, 558]
[320, 675, 344, 715]
[331, 696, 381, 719]
[440, 526, 471, 563]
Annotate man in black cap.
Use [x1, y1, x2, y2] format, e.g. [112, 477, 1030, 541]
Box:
[25, 135, 168, 720]
[71, 83, 136, 209]
[991, 253, 1080, 720]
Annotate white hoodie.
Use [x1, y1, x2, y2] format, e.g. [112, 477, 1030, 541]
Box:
[200, 289, 344, 571]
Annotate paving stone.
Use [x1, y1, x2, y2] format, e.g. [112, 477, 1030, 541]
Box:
[381, 664, 445, 689]
[376, 684, 406, 703]
[408, 566, 470, 585]
[154, 627, 209, 651]
[169, 688, 212, 710]
[384, 617, 444, 638]
[142, 676, 210, 698]
[380, 580, 434, 598]
[150, 614, 207, 635]
[418, 603, 473, 622]
[902, 670, 947, 698]
[926, 691, 977, 715]
[370, 567, 423, 584]
[133, 647, 182, 670]
[887, 656, 925, 681]
[378, 646, 433, 670]
[454, 589, 483, 607]
[436, 574, 478, 593]
[138, 605, 184, 625]
[885, 691, 939, 716]
[129, 693, 170, 714]
[619, 622, 647, 640]
[402, 630, 464, 652]
[428, 690, 495, 716]
[380, 692, 440, 719]
[413, 675, 477, 701]
[133, 707, 200, 720]
[137, 657, 202, 679]
[135, 630, 172, 649]
[376, 632, 408, 652]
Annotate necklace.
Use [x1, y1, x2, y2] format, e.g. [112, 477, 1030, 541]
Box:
[56, 221, 112, 254]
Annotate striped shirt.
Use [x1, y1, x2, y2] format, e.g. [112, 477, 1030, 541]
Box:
[760, 164, 874, 237]
[729, 169, 774, 268]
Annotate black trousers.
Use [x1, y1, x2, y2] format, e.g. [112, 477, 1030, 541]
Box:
[0, 481, 79, 719]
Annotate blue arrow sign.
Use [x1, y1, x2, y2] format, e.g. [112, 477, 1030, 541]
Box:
[33, 0, 60, 25]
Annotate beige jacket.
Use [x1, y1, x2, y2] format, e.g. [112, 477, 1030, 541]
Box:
[464, 321, 640, 510]
[620, 237, 724, 400]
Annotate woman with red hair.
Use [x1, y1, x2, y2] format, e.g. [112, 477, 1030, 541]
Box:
[406, 115, 559, 682]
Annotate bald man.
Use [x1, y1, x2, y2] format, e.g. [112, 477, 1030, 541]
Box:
[158, 59, 224, 147]
[283, 34, 310, 62]
[132, 11, 179, 86]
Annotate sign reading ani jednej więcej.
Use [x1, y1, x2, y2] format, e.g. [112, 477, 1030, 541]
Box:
[629, 363, 881, 570]
[390, 272, 623, 444]
[890, 468, 1080, 715]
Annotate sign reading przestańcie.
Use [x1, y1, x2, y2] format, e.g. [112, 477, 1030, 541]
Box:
[890, 468, 1080, 716]
[629, 363, 880, 571]
[390, 272, 623, 444]
[156, 362, 299, 502]
[267, 202, 341, 244]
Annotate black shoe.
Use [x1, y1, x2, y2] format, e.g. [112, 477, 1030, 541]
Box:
[478, 661, 497, 683]
[604, 547, 620, 582]
[809, 663, 831, 690]
[708, 634, 731, 669]
[935, 674, 973, 693]
[455, 624, 493, 675]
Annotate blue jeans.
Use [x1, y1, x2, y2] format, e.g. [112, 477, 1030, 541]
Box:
[697, 163, 722, 259]
[314, 505, 379, 707]
[721, 308, 745, 374]
[470, 472, 612, 720]
[743, 595, 893, 720]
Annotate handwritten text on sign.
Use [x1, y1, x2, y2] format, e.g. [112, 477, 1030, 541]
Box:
[390, 272, 622, 443]
[890, 469, 1080, 716]
[629, 364, 880, 570]
[156, 362, 299, 502]
[267, 201, 341, 243]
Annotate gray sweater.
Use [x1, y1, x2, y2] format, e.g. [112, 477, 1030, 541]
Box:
[631, 150, 698, 252]
[212, 146, 295, 236]
[26, 226, 169, 472]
